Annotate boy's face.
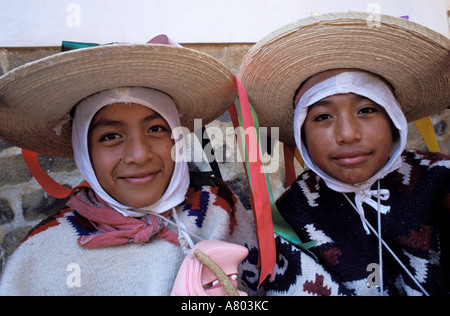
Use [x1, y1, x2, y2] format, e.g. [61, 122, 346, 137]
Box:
[88, 103, 175, 208]
[303, 93, 394, 185]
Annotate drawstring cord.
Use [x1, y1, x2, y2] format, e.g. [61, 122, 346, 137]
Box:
[343, 181, 430, 296]
[351, 187, 391, 234]
[376, 181, 383, 296]
[171, 208, 196, 258]
[153, 208, 203, 258]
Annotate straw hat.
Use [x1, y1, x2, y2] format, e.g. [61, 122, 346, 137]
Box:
[0, 44, 237, 157]
[238, 12, 450, 146]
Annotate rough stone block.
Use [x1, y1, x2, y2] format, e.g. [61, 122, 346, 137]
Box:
[22, 189, 70, 222]
[0, 197, 14, 225]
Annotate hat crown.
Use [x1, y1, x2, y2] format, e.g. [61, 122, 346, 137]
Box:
[0, 44, 237, 157]
[238, 12, 450, 145]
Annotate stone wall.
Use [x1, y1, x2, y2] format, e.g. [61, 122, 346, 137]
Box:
[0, 43, 449, 273]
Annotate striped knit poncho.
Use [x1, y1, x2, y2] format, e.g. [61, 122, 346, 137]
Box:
[262, 149, 450, 296]
[0, 177, 262, 296]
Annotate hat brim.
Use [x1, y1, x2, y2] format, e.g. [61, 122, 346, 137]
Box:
[238, 12, 450, 146]
[0, 44, 237, 157]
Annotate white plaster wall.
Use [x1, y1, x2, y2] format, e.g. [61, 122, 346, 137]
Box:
[0, 0, 448, 46]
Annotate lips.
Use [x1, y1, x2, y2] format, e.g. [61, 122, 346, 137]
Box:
[332, 150, 371, 165]
[118, 170, 160, 185]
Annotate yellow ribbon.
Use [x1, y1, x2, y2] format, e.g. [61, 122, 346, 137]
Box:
[414, 117, 440, 152]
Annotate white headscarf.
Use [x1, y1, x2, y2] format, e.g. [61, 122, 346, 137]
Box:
[292, 72, 432, 295]
[294, 71, 408, 193]
[72, 87, 189, 217]
[293, 71, 408, 234]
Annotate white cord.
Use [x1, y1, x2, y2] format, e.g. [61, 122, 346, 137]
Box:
[343, 187, 430, 296]
[170, 207, 203, 258]
[151, 208, 203, 258]
[376, 180, 384, 296]
[151, 209, 203, 242]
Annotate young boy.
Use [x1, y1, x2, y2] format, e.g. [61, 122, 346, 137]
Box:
[0, 37, 260, 295]
[239, 13, 450, 295]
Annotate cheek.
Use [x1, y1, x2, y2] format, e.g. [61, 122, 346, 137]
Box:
[164, 142, 176, 173]
[155, 139, 176, 173]
[303, 122, 331, 159]
[367, 117, 394, 145]
[89, 145, 120, 185]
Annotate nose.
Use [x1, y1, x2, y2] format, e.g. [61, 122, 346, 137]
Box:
[335, 115, 362, 145]
[122, 134, 153, 165]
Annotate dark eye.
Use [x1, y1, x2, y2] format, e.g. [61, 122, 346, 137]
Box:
[148, 126, 166, 133]
[358, 107, 377, 115]
[314, 113, 332, 121]
[100, 133, 121, 142]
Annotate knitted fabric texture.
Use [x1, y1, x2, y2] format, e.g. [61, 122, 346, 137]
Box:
[0, 178, 261, 296]
[262, 150, 450, 296]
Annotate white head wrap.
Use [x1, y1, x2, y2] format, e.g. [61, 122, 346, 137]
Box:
[293, 71, 408, 234]
[72, 87, 189, 217]
[294, 71, 408, 193]
[292, 72, 434, 292]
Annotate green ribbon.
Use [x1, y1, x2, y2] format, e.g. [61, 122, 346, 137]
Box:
[61, 41, 100, 52]
[234, 98, 317, 259]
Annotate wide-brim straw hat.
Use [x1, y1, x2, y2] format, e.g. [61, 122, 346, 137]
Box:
[238, 12, 450, 146]
[0, 44, 237, 157]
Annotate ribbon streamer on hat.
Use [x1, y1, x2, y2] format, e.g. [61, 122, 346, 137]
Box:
[21, 149, 78, 199]
[414, 117, 440, 153]
[228, 77, 316, 286]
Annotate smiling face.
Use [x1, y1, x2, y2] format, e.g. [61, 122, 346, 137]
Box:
[303, 93, 394, 185]
[88, 103, 175, 208]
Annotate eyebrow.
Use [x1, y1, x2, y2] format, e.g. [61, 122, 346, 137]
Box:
[310, 94, 372, 108]
[90, 113, 163, 130]
[311, 99, 332, 108]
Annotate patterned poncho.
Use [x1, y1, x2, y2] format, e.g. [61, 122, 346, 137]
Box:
[262, 149, 450, 296]
[0, 177, 261, 296]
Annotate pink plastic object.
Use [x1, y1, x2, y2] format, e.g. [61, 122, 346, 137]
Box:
[171, 240, 249, 296]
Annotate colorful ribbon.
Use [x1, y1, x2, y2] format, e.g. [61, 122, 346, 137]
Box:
[229, 76, 317, 286]
[21, 149, 77, 199]
[414, 117, 440, 153]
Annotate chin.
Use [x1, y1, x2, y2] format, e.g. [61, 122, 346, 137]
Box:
[336, 173, 372, 185]
[118, 197, 160, 209]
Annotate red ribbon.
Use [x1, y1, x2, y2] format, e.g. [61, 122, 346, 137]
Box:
[21, 149, 76, 199]
[228, 76, 276, 286]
